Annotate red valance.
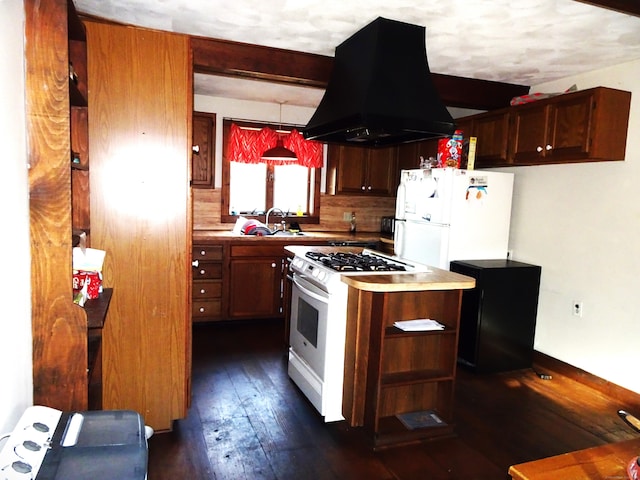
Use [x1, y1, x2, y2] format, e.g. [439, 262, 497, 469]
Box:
[227, 123, 323, 168]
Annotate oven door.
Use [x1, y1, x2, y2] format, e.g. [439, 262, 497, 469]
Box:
[289, 273, 329, 379]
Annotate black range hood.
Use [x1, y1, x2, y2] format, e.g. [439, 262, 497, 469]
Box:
[303, 17, 455, 148]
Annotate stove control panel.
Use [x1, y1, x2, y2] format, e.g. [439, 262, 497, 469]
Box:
[0, 405, 62, 479]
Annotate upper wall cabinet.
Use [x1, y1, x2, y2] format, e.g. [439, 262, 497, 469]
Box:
[326, 144, 398, 196]
[458, 87, 631, 168]
[192, 112, 216, 188]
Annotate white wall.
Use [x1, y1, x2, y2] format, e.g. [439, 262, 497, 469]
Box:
[496, 59, 640, 393]
[0, 0, 33, 433]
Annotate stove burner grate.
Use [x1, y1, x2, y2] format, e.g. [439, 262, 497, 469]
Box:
[305, 251, 406, 272]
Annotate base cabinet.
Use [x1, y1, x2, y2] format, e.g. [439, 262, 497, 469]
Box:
[450, 259, 541, 373]
[192, 245, 223, 321]
[343, 288, 464, 449]
[229, 255, 283, 318]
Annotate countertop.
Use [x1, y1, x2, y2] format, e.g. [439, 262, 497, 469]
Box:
[508, 438, 640, 479]
[284, 245, 476, 293]
[193, 230, 383, 244]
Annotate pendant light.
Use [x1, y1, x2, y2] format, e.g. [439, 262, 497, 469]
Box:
[261, 103, 297, 162]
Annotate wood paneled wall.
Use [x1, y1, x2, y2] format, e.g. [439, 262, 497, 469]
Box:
[86, 21, 191, 431]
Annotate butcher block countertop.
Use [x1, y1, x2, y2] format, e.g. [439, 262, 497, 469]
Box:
[284, 245, 476, 293]
[341, 270, 475, 292]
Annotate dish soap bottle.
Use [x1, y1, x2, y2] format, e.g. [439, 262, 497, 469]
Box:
[350, 211, 357, 233]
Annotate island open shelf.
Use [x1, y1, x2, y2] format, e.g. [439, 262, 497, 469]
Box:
[340, 268, 475, 450]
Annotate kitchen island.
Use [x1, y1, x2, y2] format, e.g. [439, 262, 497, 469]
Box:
[340, 265, 475, 449]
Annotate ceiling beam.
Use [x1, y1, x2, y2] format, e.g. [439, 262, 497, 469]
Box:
[573, 0, 640, 17]
[191, 36, 529, 111]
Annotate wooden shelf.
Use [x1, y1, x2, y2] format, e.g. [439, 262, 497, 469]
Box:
[385, 326, 457, 337]
[71, 162, 89, 171]
[83, 288, 113, 329]
[69, 81, 87, 106]
[375, 414, 456, 450]
[381, 369, 453, 387]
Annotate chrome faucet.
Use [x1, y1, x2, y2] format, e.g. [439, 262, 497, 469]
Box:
[265, 207, 286, 231]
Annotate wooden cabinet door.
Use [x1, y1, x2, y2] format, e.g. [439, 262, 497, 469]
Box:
[87, 21, 190, 431]
[511, 104, 550, 164]
[229, 257, 282, 318]
[192, 112, 215, 187]
[545, 93, 593, 161]
[335, 145, 368, 194]
[462, 111, 511, 167]
[331, 144, 398, 196]
[366, 146, 398, 196]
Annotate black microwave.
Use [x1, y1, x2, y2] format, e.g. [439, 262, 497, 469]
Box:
[380, 216, 394, 235]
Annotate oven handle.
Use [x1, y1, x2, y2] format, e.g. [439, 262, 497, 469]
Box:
[292, 275, 330, 303]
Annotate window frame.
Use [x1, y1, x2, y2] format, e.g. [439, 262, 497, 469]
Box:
[221, 119, 321, 225]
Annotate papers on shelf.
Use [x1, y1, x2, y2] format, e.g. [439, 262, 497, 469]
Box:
[393, 319, 444, 331]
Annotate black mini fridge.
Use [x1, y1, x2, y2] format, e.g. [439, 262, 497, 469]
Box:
[450, 259, 541, 373]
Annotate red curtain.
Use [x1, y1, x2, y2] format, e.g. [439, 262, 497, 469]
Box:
[227, 123, 323, 168]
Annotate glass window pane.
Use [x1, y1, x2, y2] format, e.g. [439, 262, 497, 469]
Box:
[274, 164, 309, 214]
[229, 162, 266, 214]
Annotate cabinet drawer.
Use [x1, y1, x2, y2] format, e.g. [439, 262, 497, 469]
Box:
[192, 262, 222, 280]
[193, 280, 222, 300]
[192, 245, 223, 261]
[192, 300, 222, 318]
[230, 245, 285, 257]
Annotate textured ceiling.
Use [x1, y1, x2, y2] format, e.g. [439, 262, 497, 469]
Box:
[75, 0, 640, 107]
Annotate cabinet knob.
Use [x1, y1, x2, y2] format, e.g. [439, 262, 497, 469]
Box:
[367, 185, 372, 191]
[200, 250, 206, 256]
[361, 185, 365, 190]
[271, 262, 277, 268]
[192, 260, 199, 267]
[199, 307, 205, 313]
[200, 269, 206, 275]
[200, 288, 206, 294]
[192, 144, 200, 154]
[536, 146, 543, 153]
[546, 144, 553, 151]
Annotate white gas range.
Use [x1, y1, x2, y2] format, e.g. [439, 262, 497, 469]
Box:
[286, 247, 430, 422]
[0, 406, 148, 480]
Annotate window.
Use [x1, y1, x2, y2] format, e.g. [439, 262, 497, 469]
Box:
[221, 119, 323, 225]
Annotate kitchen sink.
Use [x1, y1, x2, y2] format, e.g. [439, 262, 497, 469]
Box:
[272, 231, 304, 236]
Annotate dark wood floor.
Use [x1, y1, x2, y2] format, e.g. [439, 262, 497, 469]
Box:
[147, 319, 636, 479]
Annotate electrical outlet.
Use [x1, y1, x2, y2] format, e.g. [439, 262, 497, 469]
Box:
[572, 301, 583, 317]
[343, 212, 352, 221]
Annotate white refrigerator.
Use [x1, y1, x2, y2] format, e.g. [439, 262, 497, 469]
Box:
[394, 168, 514, 269]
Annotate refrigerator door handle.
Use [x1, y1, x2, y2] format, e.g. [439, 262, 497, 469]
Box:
[395, 181, 406, 220]
[394, 220, 405, 258]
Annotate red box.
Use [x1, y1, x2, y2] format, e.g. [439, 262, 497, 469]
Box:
[73, 271, 101, 300]
[437, 130, 464, 168]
